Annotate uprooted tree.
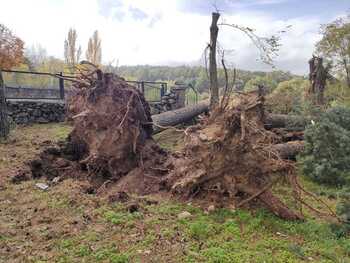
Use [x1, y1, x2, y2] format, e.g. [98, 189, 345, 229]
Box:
[19, 64, 338, 221]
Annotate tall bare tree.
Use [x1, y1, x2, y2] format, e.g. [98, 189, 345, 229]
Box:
[209, 12, 220, 107]
[207, 11, 284, 108]
[86, 30, 102, 66]
[64, 28, 82, 72]
[25, 44, 47, 70]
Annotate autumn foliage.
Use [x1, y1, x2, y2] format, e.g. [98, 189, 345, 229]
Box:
[0, 24, 24, 69]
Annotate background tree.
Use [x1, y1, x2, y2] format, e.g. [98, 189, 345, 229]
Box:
[25, 44, 47, 70]
[244, 75, 278, 92]
[0, 24, 24, 69]
[64, 28, 82, 73]
[316, 15, 350, 88]
[86, 30, 102, 66]
[267, 77, 309, 114]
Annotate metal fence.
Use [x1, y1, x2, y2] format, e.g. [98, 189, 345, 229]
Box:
[1, 69, 71, 100]
[126, 80, 167, 102]
[1, 69, 168, 103]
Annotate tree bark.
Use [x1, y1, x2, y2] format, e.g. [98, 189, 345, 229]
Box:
[0, 70, 9, 139]
[151, 101, 308, 133]
[209, 12, 220, 108]
[269, 141, 305, 160]
[264, 114, 308, 130]
[152, 101, 209, 133]
[343, 59, 350, 89]
[309, 56, 327, 105]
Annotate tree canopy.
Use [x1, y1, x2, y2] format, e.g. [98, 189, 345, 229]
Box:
[0, 24, 24, 69]
[317, 14, 350, 88]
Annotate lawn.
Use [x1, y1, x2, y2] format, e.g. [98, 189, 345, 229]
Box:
[0, 123, 349, 263]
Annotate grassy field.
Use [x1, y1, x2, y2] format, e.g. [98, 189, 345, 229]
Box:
[0, 124, 349, 263]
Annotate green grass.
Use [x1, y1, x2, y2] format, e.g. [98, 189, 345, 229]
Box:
[0, 123, 349, 262]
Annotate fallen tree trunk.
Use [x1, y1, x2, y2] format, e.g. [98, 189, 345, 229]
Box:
[151, 101, 308, 133]
[265, 114, 308, 130]
[269, 141, 305, 160]
[152, 100, 209, 133]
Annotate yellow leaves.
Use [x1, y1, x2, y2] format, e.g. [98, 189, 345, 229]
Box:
[0, 24, 24, 69]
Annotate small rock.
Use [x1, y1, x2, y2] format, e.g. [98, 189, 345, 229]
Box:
[207, 205, 215, 213]
[276, 232, 287, 237]
[35, 183, 49, 190]
[308, 257, 314, 261]
[52, 177, 60, 184]
[144, 250, 151, 255]
[178, 211, 191, 220]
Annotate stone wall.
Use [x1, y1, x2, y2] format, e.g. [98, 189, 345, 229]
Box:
[7, 99, 65, 125]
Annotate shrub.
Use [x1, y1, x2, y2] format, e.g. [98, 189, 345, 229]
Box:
[300, 107, 350, 186]
[330, 188, 350, 238]
[266, 78, 309, 114]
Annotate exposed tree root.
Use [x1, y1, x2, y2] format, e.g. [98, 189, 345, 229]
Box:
[16, 69, 337, 221]
[164, 92, 306, 220]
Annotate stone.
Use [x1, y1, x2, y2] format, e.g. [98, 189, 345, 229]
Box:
[37, 117, 49, 124]
[52, 177, 61, 184]
[178, 211, 191, 219]
[33, 109, 41, 117]
[207, 205, 215, 213]
[6, 100, 65, 125]
[35, 183, 49, 190]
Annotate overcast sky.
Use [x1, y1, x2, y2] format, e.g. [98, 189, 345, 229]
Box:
[1, 0, 349, 74]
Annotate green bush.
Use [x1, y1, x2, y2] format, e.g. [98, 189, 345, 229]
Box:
[330, 188, 350, 238]
[300, 107, 350, 186]
[267, 78, 309, 114]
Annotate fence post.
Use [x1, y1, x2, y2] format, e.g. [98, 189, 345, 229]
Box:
[160, 83, 166, 97]
[0, 70, 9, 139]
[140, 81, 145, 94]
[59, 72, 65, 99]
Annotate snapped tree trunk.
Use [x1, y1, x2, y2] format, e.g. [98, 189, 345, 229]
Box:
[209, 12, 220, 108]
[309, 56, 327, 105]
[0, 71, 9, 139]
[343, 59, 350, 89]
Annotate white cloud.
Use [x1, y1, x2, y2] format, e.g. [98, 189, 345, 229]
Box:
[0, 0, 340, 74]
